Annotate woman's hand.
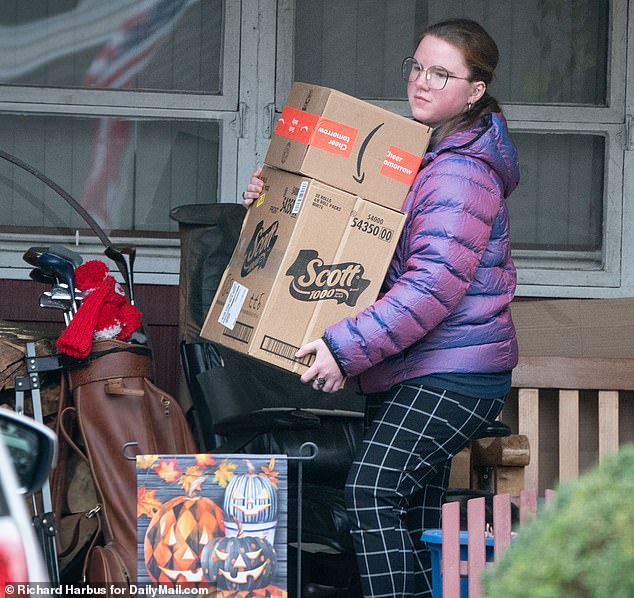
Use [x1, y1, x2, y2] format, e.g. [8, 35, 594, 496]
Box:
[242, 167, 264, 208]
[297, 338, 345, 393]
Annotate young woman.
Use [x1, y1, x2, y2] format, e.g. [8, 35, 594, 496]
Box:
[243, 18, 519, 597]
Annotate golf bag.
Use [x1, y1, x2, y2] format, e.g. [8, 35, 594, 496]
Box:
[0, 149, 198, 583]
[52, 339, 196, 583]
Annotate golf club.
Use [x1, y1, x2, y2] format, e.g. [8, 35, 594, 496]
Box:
[105, 244, 136, 305]
[29, 268, 57, 286]
[48, 244, 83, 268]
[35, 252, 78, 314]
[43, 286, 84, 304]
[39, 293, 72, 326]
[22, 246, 49, 267]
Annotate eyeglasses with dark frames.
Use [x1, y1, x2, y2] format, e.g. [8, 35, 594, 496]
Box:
[401, 56, 471, 90]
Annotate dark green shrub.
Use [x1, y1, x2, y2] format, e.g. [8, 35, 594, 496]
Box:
[484, 444, 634, 598]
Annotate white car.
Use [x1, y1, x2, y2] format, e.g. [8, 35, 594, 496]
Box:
[0, 408, 58, 583]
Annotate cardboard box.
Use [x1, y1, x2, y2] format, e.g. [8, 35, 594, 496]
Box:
[511, 298, 634, 358]
[265, 82, 431, 212]
[201, 166, 406, 374]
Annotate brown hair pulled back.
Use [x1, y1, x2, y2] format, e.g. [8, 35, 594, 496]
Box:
[421, 18, 501, 145]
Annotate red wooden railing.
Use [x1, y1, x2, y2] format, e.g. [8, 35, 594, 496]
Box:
[437, 489, 556, 598]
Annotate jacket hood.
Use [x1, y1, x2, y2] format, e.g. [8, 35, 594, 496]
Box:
[425, 112, 519, 198]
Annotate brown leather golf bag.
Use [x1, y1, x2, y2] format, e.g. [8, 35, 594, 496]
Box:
[53, 340, 196, 584]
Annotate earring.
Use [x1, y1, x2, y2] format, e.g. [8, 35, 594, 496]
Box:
[467, 101, 472, 112]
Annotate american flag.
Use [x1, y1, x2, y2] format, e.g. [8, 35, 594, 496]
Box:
[80, 0, 189, 228]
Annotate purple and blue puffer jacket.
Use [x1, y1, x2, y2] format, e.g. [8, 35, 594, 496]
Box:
[323, 112, 520, 394]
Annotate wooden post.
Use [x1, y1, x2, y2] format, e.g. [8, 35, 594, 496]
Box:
[558, 390, 579, 481]
[492, 493, 512, 559]
[441, 500, 461, 597]
[467, 497, 486, 598]
[598, 391, 619, 462]
[518, 388, 540, 491]
[519, 488, 538, 526]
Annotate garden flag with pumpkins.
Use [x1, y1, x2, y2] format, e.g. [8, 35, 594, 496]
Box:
[137, 453, 288, 596]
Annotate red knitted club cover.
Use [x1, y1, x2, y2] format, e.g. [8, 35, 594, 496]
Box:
[117, 303, 142, 340]
[75, 259, 109, 292]
[56, 276, 116, 358]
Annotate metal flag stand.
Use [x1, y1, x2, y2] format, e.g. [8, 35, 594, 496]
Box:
[288, 441, 319, 598]
[123, 439, 320, 597]
[14, 341, 63, 585]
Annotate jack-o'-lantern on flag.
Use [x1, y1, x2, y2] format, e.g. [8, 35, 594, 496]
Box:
[141, 472, 225, 585]
[223, 459, 279, 543]
[201, 518, 277, 591]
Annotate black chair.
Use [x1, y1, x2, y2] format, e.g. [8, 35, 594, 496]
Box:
[171, 204, 365, 597]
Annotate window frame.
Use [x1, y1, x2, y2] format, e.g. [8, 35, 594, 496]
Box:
[508, 121, 623, 290]
[1, 1, 632, 296]
[276, 0, 631, 297]
[0, 1, 245, 285]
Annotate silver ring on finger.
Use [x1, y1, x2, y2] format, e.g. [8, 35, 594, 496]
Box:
[316, 377, 326, 390]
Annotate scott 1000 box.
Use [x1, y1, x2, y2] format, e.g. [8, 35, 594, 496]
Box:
[265, 82, 431, 212]
[201, 165, 406, 374]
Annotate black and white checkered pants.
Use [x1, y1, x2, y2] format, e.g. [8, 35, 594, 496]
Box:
[345, 383, 505, 597]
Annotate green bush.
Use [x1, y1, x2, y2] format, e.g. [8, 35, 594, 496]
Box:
[484, 444, 634, 598]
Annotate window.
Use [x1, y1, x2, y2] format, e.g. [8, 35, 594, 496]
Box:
[1, 0, 224, 94]
[0, 0, 241, 283]
[0, 114, 220, 234]
[511, 134, 604, 254]
[281, 0, 628, 294]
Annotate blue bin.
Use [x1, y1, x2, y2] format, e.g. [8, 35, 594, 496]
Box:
[422, 529, 495, 598]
